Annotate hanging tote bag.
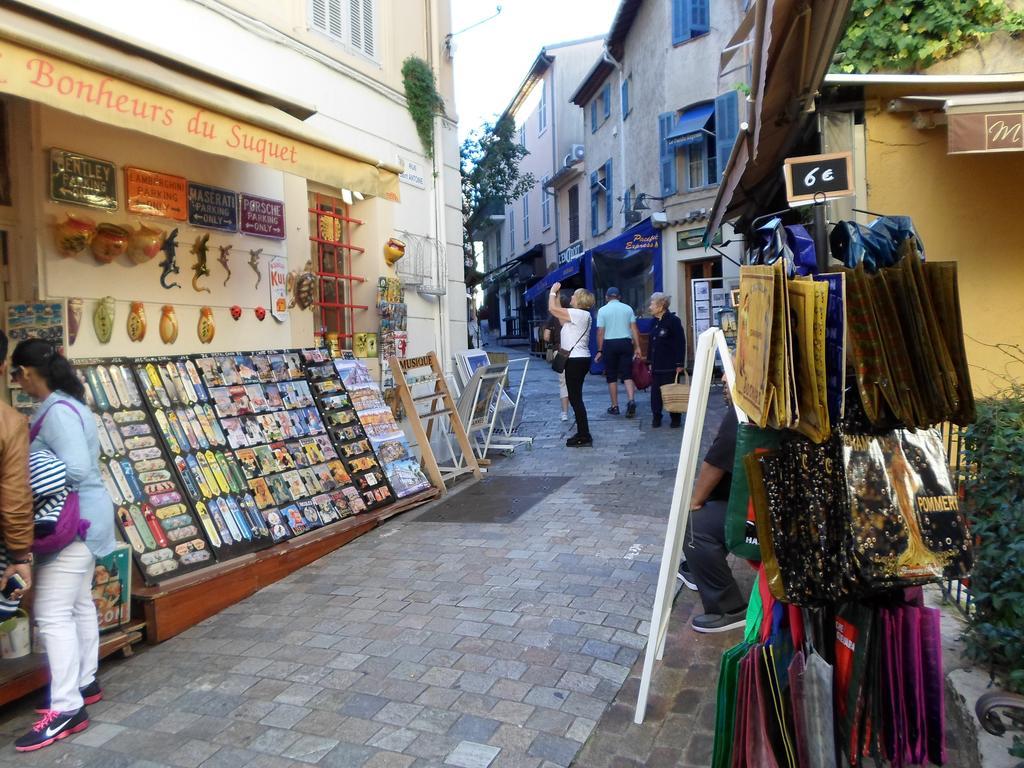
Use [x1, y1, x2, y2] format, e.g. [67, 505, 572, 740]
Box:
[630, 358, 652, 391]
[725, 425, 782, 560]
[28, 401, 91, 555]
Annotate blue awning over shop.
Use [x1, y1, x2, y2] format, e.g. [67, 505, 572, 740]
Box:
[523, 257, 582, 303]
[666, 102, 715, 147]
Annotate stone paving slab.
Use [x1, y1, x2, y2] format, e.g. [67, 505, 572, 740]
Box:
[0, 353, 716, 766]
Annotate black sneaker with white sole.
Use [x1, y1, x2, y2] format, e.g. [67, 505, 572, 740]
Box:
[35, 680, 103, 713]
[691, 607, 747, 634]
[675, 561, 698, 591]
[625, 401, 637, 418]
[15, 707, 89, 752]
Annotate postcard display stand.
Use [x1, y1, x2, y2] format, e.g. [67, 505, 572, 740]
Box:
[72, 348, 440, 644]
[389, 353, 482, 493]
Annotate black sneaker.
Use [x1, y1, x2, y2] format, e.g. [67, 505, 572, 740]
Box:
[565, 435, 593, 447]
[692, 607, 747, 634]
[606, 406, 620, 415]
[35, 680, 103, 714]
[15, 708, 89, 752]
[651, 417, 662, 429]
[670, 418, 682, 428]
[676, 561, 698, 592]
[625, 401, 636, 418]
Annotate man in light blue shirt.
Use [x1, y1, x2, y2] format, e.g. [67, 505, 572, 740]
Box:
[595, 287, 642, 417]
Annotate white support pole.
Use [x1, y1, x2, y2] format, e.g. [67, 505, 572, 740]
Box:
[634, 327, 740, 724]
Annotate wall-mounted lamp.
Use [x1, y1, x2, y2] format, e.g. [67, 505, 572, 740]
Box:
[632, 192, 669, 212]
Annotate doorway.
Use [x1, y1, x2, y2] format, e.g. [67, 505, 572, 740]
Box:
[680, 258, 721, 363]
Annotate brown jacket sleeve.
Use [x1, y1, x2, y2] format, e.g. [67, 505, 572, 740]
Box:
[0, 406, 33, 557]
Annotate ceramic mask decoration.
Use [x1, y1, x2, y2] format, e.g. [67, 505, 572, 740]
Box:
[67, 298, 84, 345]
[198, 307, 215, 344]
[191, 234, 211, 293]
[159, 305, 178, 344]
[128, 223, 166, 264]
[91, 223, 131, 264]
[289, 260, 316, 310]
[384, 237, 406, 266]
[248, 248, 263, 289]
[127, 301, 147, 342]
[54, 213, 96, 258]
[159, 228, 181, 289]
[254, 306, 266, 321]
[230, 305, 242, 321]
[218, 244, 233, 287]
[93, 296, 116, 344]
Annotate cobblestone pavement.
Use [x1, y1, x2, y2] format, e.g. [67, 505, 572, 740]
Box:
[0, 351, 728, 768]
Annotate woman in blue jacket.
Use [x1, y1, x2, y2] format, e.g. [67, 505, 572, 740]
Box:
[645, 293, 687, 428]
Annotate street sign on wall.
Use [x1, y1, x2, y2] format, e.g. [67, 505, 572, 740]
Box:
[125, 167, 188, 220]
[187, 182, 238, 232]
[49, 148, 117, 210]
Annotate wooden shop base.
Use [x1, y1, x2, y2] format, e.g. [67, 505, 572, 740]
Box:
[0, 622, 145, 708]
[133, 488, 441, 643]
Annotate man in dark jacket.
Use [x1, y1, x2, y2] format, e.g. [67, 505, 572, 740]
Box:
[645, 292, 687, 428]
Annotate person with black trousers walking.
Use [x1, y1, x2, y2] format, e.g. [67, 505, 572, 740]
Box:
[548, 282, 595, 447]
[645, 292, 687, 428]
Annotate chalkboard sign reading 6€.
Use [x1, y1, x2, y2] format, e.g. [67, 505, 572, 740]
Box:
[783, 151, 854, 205]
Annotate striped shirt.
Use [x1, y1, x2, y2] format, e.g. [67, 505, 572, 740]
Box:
[28, 449, 68, 525]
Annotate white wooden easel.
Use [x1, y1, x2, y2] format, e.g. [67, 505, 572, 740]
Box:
[634, 327, 748, 723]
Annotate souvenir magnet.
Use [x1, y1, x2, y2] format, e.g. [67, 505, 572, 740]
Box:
[158, 228, 181, 290]
[97, 366, 121, 409]
[225, 496, 252, 541]
[68, 298, 84, 345]
[129, 447, 162, 462]
[230, 305, 242, 321]
[154, 410, 181, 454]
[113, 409, 146, 424]
[167, 411, 193, 452]
[99, 463, 124, 504]
[95, 416, 115, 457]
[109, 365, 132, 406]
[127, 301, 146, 342]
[186, 410, 209, 450]
[102, 414, 125, 455]
[118, 507, 146, 553]
[201, 405, 226, 445]
[206, 451, 231, 494]
[145, 481, 176, 496]
[190, 234, 212, 293]
[198, 307, 215, 344]
[254, 306, 266, 321]
[142, 504, 169, 548]
[125, 436, 157, 451]
[150, 490, 183, 506]
[165, 362, 192, 405]
[194, 502, 221, 547]
[145, 364, 171, 408]
[208, 502, 233, 545]
[154, 503, 188, 520]
[248, 248, 263, 289]
[129, 504, 157, 550]
[185, 454, 213, 498]
[160, 304, 178, 344]
[162, 513, 194, 529]
[120, 366, 143, 406]
[216, 497, 243, 542]
[175, 362, 198, 403]
[195, 452, 219, 496]
[93, 297, 116, 344]
[158, 365, 182, 405]
[85, 368, 110, 411]
[138, 468, 171, 482]
[145, 560, 178, 576]
[194, 405, 219, 446]
[119, 459, 145, 499]
[185, 361, 205, 397]
[180, 550, 211, 565]
[218, 244, 232, 286]
[139, 548, 172, 566]
[120, 424, 153, 438]
[167, 525, 198, 543]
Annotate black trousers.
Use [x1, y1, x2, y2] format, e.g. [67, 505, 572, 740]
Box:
[651, 371, 682, 425]
[683, 500, 746, 615]
[564, 357, 590, 438]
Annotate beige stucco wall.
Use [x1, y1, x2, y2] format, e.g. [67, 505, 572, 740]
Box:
[863, 85, 1024, 395]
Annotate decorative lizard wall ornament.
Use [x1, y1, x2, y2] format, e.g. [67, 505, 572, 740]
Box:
[218, 244, 233, 287]
[158, 228, 181, 290]
[248, 248, 264, 290]
[191, 234, 212, 293]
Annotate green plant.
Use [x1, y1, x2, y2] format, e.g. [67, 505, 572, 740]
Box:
[962, 383, 1024, 698]
[401, 56, 444, 159]
[834, 0, 1024, 73]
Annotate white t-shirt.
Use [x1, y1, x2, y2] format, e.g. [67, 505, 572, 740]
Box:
[561, 308, 592, 358]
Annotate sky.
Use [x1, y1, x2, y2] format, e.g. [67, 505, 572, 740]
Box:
[451, 0, 621, 141]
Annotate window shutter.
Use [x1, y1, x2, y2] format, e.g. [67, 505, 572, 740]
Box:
[714, 91, 740, 184]
[602, 84, 611, 120]
[690, 0, 710, 35]
[312, 0, 327, 31]
[538, 80, 547, 134]
[523, 193, 529, 243]
[348, 0, 375, 58]
[623, 188, 632, 226]
[591, 101, 598, 133]
[508, 208, 515, 253]
[659, 113, 677, 196]
[621, 78, 630, 118]
[590, 171, 599, 237]
[604, 160, 613, 230]
[672, 0, 690, 44]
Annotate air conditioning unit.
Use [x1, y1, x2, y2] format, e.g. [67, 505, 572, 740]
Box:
[571, 144, 585, 161]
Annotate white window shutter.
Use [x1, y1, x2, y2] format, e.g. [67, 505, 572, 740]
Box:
[328, 0, 343, 38]
[311, 0, 327, 32]
[348, 0, 376, 58]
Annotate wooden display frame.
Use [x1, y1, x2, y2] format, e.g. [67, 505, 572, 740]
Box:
[389, 353, 481, 494]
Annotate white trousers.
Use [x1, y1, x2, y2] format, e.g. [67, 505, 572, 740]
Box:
[558, 371, 568, 400]
[34, 542, 98, 712]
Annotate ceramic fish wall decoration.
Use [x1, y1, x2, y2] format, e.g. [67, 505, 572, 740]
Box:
[159, 305, 178, 344]
[191, 234, 211, 293]
[127, 302, 147, 342]
[198, 307, 215, 344]
[93, 296, 116, 344]
[159, 228, 181, 289]
[67, 298, 84, 345]
[248, 248, 263, 289]
[218, 244, 233, 287]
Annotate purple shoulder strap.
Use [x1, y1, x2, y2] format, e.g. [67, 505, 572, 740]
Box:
[29, 400, 84, 442]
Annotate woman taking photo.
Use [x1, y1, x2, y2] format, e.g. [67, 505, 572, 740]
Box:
[11, 339, 113, 751]
[646, 292, 687, 428]
[543, 291, 572, 423]
[548, 282, 595, 447]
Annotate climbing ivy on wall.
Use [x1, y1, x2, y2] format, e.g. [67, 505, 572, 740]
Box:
[401, 56, 445, 160]
[835, 0, 1024, 73]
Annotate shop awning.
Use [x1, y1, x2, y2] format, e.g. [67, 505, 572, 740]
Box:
[523, 257, 583, 303]
[705, 0, 853, 243]
[0, 24, 400, 201]
[666, 102, 716, 148]
[926, 91, 1023, 154]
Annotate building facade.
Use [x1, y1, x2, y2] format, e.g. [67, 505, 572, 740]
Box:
[0, 0, 463, 380]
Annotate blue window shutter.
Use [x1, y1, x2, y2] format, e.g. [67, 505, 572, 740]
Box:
[659, 113, 677, 196]
[590, 171, 599, 236]
[602, 84, 611, 120]
[623, 188, 632, 225]
[690, 0, 709, 35]
[591, 100, 598, 133]
[621, 78, 630, 118]
[714, 91, 740, 184]
[672, 0, 690, 44]
[604, 160, 613, 230]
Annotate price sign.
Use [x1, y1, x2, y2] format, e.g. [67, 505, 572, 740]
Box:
[783, 151, 854, 205]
